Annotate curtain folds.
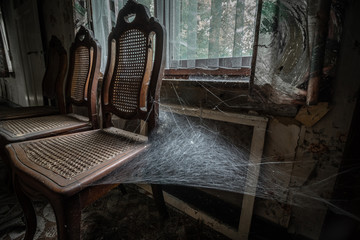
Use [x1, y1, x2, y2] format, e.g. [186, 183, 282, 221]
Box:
[91, 0, 153, 72]
[167, 0, 257, 69]
[91, 0, 257, 71]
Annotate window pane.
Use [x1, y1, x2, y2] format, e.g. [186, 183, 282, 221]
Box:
[0, 8, 12, 76]
[171, 0, 257, 62]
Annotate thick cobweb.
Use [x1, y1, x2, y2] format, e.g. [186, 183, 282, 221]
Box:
[91, 102, 360, 222]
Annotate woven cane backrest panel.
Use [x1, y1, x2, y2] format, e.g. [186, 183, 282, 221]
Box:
[0, 115, 88, 137]
[20, 130, 144, 179]
[111, 29, 147, 114]
[71, 46, 90, 102]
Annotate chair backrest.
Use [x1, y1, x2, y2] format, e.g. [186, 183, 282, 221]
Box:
[65, 26, 101, 128]
[102, 0, 166, 133]
[42, 36, 67, 108]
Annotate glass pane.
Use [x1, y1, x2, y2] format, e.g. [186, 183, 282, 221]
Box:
[171, 0, 257, 61]
[0, 8, 12, 75]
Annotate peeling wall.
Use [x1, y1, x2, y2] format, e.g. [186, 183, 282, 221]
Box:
[288, 0, 360, 237]
[255, 0, 360, 238]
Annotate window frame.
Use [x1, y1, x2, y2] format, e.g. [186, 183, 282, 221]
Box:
[0, 7, 13, 77]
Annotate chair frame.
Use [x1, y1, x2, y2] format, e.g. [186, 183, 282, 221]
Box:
[65, 26, 101, 128]
[7, 1, 167, 239]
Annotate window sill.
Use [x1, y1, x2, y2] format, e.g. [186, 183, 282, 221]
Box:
[160, 78, 299, 118]
[162, 77, 249, 89]
[163, 67, 251, 90]
[164, 67, 251, 78]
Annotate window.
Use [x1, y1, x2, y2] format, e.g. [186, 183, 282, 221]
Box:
[0, 7, 13, 77]
[91, 0, 258, 74]
[159, 0, 258, 69]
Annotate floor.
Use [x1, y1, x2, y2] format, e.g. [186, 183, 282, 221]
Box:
[0, 179, 229, 240]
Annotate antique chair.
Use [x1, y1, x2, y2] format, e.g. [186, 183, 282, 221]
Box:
[0, 26, 101, 162]
[0, 36, 67, 121]
[7, 1, 167, 239]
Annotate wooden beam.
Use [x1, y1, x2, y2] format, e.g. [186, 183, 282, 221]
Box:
[161, 103, 268, 127]
[238, 125, 267, 239]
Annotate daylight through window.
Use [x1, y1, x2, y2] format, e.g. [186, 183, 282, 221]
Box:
[163, 0, 257, 69]
[91, 0, 258, 72]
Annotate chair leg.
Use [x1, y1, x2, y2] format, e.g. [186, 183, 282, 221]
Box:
[50, 195, 81, 240]
[151, 184, 168, 219]
[13, 175, 37, 240]
[0, 152, 13, 192]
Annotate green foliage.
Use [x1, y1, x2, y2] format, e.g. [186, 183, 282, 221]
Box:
[260, 0, 279, 34]
[173, 0, 257, 60]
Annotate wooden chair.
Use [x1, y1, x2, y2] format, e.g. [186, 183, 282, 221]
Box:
[7, 1, 167, 239]
[0, 26, 101, 162]
[0, 36, 67, 121]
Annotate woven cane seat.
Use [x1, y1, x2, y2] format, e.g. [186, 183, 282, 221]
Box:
[8, 128, 148, 193]
[0, 114, 90, 142]
[0, 106, 59, 121]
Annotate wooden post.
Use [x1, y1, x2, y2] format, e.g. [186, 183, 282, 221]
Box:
[238, 125, 267, 239]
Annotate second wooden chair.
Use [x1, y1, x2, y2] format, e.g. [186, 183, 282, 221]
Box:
[0, 26, 101, 162]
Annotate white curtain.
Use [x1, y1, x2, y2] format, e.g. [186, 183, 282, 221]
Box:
[162, 0, 257, 69]
[91, 0, 153, 72]
[91, 0, 257, 71]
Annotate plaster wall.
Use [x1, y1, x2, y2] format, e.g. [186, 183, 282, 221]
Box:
[0, 0, 74, 106]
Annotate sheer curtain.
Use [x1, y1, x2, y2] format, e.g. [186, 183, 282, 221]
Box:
[91, 0, 257, 71]
[91, 0, 153, 72]
[159, 0, 258, 69]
